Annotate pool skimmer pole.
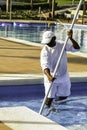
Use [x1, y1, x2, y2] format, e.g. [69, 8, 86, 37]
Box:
[39, 0, 83, 115]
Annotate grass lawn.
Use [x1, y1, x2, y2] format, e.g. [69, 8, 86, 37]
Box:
[55, 0, 80, 5]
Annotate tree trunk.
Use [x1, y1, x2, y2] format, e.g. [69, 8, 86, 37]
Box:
[30, 0, 33, 9]
[6, 0, 9, 12]
[82, 0, 87, 24]
[48, 0, 52, 8]
[52, 0, 55, 19]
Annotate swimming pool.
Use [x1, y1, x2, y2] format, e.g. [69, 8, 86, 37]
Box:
[0, 21, 87, 53]
[0, 81, 87, 130]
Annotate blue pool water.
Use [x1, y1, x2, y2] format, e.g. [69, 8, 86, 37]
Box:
[0, 82, 87, 130]
[0, 21, 87, 53]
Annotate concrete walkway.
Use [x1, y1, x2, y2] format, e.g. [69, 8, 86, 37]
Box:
[0, 38, 87, 74]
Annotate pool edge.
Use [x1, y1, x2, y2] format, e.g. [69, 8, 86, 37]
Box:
[0, 72, 87, 85]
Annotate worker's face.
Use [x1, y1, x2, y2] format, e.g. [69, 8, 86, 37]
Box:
[47, 36, 56, 47]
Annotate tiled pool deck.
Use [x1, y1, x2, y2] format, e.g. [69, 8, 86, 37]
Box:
[0, 37, 87, 130]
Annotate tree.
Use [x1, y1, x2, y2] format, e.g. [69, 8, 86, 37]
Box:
[47, 0, 55, 19]
[6, 0, 12, 20]
[52, 0, 55, 19]
[6, 0, 9, 12]
[48, 0, 52, 8]
[30, 0, 33, 9]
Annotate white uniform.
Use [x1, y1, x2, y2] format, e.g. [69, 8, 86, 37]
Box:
[40, 40, 79, 98]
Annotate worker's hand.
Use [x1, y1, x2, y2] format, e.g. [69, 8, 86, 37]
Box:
[44, 68, 56, 82]
[48, 76, 56, 82]
[67, 29, 73, 39]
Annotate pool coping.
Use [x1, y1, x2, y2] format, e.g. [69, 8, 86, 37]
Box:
[0, 72, 87, 85]
[0, 106, 68, 130]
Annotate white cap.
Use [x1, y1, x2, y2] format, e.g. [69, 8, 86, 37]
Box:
[41, 31, 55, 44]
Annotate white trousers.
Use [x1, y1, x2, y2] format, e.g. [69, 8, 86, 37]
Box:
[44, 79, 71, 98]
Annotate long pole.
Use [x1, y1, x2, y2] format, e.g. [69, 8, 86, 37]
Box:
[39, 0, 83, 115]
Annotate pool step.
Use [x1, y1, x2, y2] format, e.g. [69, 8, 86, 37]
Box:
[0, 106, 68, 130]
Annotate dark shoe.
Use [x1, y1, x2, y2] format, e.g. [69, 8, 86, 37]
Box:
[45, 98, 53, 108]
[58, 96, 68, 101]
[53, 96, 68, 104]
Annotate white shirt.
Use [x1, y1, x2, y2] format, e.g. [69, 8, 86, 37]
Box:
[40, 40, 79, 84]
